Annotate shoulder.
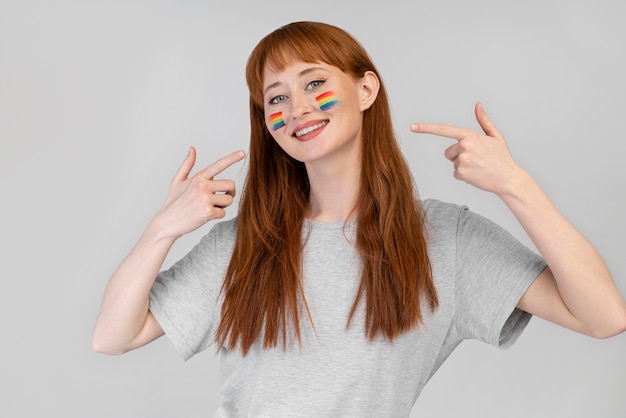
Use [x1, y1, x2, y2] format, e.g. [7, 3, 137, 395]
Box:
[208, 215, 238, 246]
[421, 198, 467, 228]
[209, 216, 238, 239]
[419, 199, 468, 260]
[421, 198, 513, 244]
[420, 198, 507, 256]
[191, 217, 239, 262]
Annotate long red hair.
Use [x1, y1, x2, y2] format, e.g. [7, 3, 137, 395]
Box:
[216, 22, 437, 355]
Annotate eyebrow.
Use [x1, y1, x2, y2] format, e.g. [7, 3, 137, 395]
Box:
[263, 66, 328, 96]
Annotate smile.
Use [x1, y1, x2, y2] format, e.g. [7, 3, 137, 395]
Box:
[294, 121, 328, 138]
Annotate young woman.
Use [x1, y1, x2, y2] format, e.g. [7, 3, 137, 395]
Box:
[92, 21, 626, 416]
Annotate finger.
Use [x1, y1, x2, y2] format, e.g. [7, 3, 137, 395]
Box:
[410, 123, 474, 142]
[197, 150, 246, 180]
[475, 102, 502, 138]
[172, 146, 196, 185]
[443, 143, 461, 162]
[211, 192, 235, 209]
[209, 179, 237, 197]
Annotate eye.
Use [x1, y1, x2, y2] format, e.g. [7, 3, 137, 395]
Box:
[306, 80, 325, 90]
[269, 95, 288, 105]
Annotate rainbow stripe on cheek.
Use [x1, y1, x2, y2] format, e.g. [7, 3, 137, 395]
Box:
[269, 112, 285, 131]
[316, 91, 339, 111]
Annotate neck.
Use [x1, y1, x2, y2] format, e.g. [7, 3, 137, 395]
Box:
[305, 158, 361, 223]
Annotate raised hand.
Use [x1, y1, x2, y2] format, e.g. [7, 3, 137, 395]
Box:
[92, 147, 245, 354]
[412, 103, 626, 338]
[410, 102, 525, 196]
[155, 146, 246, 239]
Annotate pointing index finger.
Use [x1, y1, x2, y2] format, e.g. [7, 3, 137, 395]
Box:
[198, 150, 246, 180]
[410, 123, 473, 142]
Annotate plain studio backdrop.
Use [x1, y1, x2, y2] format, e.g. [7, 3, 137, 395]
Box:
[1, 0, 625, 417]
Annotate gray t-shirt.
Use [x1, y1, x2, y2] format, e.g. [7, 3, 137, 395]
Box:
[149, 199, 546, 417]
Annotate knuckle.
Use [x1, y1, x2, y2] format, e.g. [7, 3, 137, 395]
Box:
[210, 208, 225, 220]
[453, 170, 465, 181]
[189, 176, 202, 188]
[458, 140, 472, 152]
[197, 180, 212, 193]
[204, 207, 217, 220]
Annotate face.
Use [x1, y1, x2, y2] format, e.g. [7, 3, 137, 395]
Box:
[262, 61, 377, 168]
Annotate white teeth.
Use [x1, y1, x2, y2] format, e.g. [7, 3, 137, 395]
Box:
[294, 121, 328, 138]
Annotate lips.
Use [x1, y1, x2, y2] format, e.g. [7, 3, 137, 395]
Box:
[291, 120, 328, 140]
[294, 120, 328, 138]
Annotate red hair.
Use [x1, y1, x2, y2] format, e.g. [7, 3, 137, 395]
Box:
[216, 22, 437, 355]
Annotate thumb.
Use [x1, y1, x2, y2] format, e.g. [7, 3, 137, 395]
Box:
[475, 102, 502, 138]
[172, 146, 196, 185]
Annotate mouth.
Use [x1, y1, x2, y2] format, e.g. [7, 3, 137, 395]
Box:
[293, 120, 328, 138]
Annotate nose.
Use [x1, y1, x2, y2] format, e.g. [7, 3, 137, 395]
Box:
[288, 91, 313, 119]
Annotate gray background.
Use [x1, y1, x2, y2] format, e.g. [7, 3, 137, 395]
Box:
[1, 0, 625, 417]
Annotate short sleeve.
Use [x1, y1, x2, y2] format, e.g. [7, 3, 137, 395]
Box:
[149, 219, 236, 361]
[454, 207, 547, 348]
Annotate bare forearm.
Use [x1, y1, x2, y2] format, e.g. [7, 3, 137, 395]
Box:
[500, 171, 626, 336]
[413, 103, 626, 337]
[92, 218, 174, 353]
[92, 148, 245, 354]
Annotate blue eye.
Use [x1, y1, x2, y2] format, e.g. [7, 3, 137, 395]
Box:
[306, 80, 325, 90]
[269, 95, 288, 105]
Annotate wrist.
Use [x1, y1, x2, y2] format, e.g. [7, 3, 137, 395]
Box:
[144, 213, 181, 246]
[497, 168, 538, 205]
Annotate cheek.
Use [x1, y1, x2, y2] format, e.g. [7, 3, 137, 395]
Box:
[316, 91, 339, 111]
[268, 111, 286, 132]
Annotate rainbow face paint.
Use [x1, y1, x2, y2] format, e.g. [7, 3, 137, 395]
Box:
[269, 111, 285, 131]
[316, 91, 339, 111]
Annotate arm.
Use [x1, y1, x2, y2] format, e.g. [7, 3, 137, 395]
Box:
[411, 103, 626, 338]
[92, 147, 245, 354]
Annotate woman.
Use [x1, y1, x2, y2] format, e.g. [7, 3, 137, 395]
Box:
[92, 22, 626, 416]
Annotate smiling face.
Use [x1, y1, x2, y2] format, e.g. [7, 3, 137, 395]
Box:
[262, 61, 377, 169]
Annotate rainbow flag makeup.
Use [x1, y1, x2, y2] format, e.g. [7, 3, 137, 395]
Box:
[269, 112, 285, 131]
[316, 91, 339, 111]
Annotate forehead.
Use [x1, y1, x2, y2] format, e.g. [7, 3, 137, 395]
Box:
[262, 60, 347, 90]
[264, 60, 324, 80]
